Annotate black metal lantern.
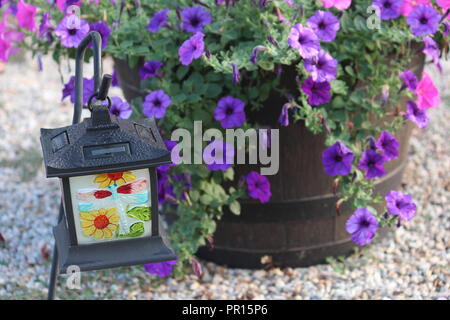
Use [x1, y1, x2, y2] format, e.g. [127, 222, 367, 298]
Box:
[40, 32, 176, 298]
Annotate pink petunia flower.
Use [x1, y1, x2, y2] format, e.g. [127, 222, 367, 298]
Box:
[416, 72, 440, 109]
[16, 0, 37, 31]
[400, 0, 431, 17]
[321, 0, 352, 10]
[436, 0, 450, 10]
[0, 12, 25, 62]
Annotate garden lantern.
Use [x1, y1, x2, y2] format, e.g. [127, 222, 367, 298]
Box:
[40, 32, 176, 299]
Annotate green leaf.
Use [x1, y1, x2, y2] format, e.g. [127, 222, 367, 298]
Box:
[117, 222, 145, 238]
[126, 206, 152, 221]
[229, 200, 241, 215]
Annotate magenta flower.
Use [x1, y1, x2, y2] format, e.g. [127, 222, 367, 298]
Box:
[55, 15, 89, 48]
[422, 36, 442, 72]
[406, 5, 441, 36]
[139, 60, 163, 80]
[307, 10, 340, 42]
[214, 96, 246, 129]
[203, 140, 235, 171]
[246, 171, 271, 203]
[346, 208, 379, 246]
[416, 72, 440, 109]
[385, 190, 417, 222]
[143, 90, 171, 119]
[321, 0, 352, 10]
[405, 100, 429, 129]
[372, 0, 403, 20]
[399, 70, 418, 91]
[181, 6, 212, 33]
[301, 77, 331, 106]
[0, 17, 25, 62]
[144, 260, 177, 277]
[437, 0, 450, 10]
[88, 21, 111, 50]
[16, 0, 37, 31]
[322, 141, 354, 177]
[147, 8, 169, 33]
[288, 24, 320, 59]
[0, 38, 10, 62]
[376, 131, 399, 161]
[109, 97, 132, 119]
[178, 32, 205, 66]
[358, 150, 386, 179]
[304, 49, 337, 82]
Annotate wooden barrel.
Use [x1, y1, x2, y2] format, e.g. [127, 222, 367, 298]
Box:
[114, 50, 425, 269]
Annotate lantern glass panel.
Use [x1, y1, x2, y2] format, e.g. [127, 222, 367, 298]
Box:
[68, 169, 153, 245]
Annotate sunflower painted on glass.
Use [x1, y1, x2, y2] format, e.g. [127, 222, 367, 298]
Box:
[93, 171, 136, 188]
[80, 208, 119, 240]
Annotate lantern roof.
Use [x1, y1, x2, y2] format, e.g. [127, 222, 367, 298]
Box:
[40, 107, 171, 178]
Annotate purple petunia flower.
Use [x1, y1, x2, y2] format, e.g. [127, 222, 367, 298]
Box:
[376, 131, 399, 161]
[88, 21, 111, 50]
[147, 8, 169, 33]
[109, 96, 132, 119]
[55, 15, 89, 48]
[178, 32, 205, 66]
[385, 190, 417, 221]
[372, 0, 403, 20]
[288, 24, 320, 59]
[142, 90, 171, 119]
[322, 141, 354, 176]
[214, 96, 246, 129]
[39, 12, 54, 42]
[304, 49, 337, 82]
[250, 46, 267, 65]
[246, 171, 272, 203]
[301, 77, 331, 106]
[406, 5, 441, 36]
[62, 76, 75, 101]
[62, 76, 95, 105]
[399, 70, 418, 91]
[307, 10, 340, 42]
[230, 62, 240, 84]
[358, 149, 386, 179]
[181, 6, 212, 33]
[278, 103, 291, 127]
[405, 100, 429, 129]
[139, 60, 163, 80]
[346, 208, 379, 246]
[422, 36, 442, 72]
[111, 69, 119, 87]
[144, 260, 177, 277]
[203, 140, 235, 171]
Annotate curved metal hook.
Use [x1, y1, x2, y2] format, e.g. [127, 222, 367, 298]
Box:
[73, 31, 102, 124]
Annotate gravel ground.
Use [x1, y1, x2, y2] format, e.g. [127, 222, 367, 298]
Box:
[0, 55, 448, 300]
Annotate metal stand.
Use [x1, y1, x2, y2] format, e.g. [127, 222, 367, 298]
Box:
[47, 31, 103, 300]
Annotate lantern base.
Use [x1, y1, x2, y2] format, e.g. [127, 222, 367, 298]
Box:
[53, 217, 177, 274]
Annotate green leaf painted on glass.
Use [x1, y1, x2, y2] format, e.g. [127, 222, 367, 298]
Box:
[117, 222, 145, 238]
[126, 206, 152, 221]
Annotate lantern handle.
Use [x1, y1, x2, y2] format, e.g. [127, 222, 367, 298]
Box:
[73, 31, 102, 125]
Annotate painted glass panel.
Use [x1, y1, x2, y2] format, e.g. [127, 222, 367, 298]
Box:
[69, 169, 152, 245]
